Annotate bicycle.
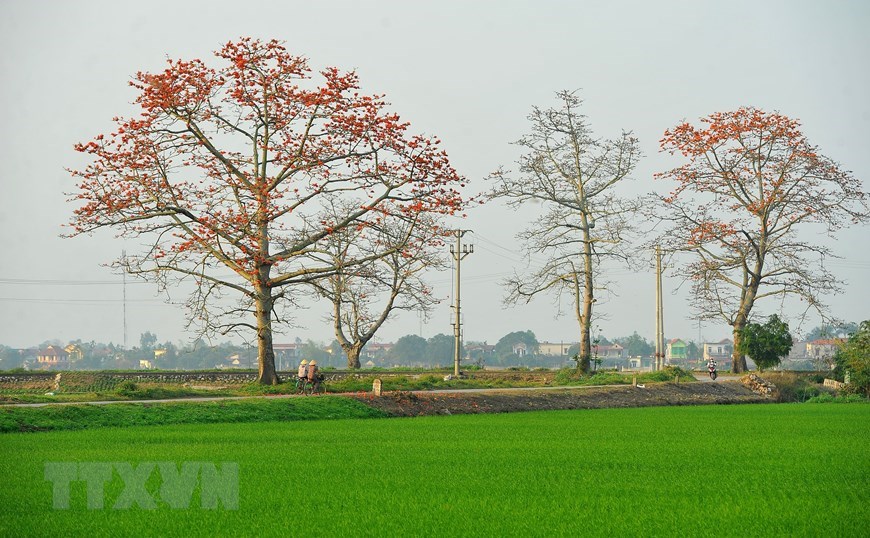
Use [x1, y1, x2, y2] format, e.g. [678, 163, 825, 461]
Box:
[293, 375, 307, 394]
[296, 375, 325, 395]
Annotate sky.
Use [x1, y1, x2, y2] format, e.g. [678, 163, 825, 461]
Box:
[1, 0, 868, 350]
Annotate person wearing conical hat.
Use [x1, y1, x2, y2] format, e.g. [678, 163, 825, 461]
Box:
[306, 360, 318, 382]
[297, 359, 309, 380]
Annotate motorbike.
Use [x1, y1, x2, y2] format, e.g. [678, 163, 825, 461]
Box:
[707, 364, 718, 380]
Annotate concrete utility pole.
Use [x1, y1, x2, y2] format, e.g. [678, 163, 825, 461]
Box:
[122, 249, 128, 350]
[450, 230, 473, 377]
[654, 245, 665, 371]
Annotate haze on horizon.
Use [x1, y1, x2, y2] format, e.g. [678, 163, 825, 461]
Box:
[1, 0, 868, 350]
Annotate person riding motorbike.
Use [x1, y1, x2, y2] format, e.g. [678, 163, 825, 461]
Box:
[706, 358, 718, 380]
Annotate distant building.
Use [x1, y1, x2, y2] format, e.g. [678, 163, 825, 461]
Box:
[273, 343, 303, 370]
[703, 339, 733, 368]
[666, 339, 688, 364]
[512, 342, 529, 357]
[538, 342, 573, 357]
[595, 344, 626, 360]
[36, 346, 69, 370]
[806, 339, 844, 362]
[139, 359, 154, 370]
[216, 354, 247, 369]
[64, 344, 83, 362]
[465, 342, 496, 356]
[788, 341, 809, 359]
[362, 342, 394, 361]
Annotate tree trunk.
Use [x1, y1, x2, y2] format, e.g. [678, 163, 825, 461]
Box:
[345, 342, 364, 369]
[575, 222, 594, 374]
[731, 323, 748, 374]
[255, 288, 279, 385]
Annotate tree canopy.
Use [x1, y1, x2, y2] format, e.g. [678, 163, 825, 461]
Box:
[657, 107, 868, 372]
[68, 38, 467, 383]
[612, 332, 653, 357]
[494, 330, 539, 359]
[804, 322, 858, 342]
[390, 335, 428, 364]
[736, 314, 793, 372]
[489, 91, 640, 373]
[834, 320, 870, 397]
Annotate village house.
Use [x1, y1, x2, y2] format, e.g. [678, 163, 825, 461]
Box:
[805, 339, 844, 362]
[36, 345, 70, 370]
[511, 342, 529, 357]
[595, 344, 626, 360]
[703, 339, 733, 369]
[273, 343, 303, 371]
[666, 338, 688, 365]
[538, 342, 573, 357]
[362, 342, 394, 362]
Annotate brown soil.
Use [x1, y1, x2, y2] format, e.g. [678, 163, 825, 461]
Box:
[350, 381, 771, 417]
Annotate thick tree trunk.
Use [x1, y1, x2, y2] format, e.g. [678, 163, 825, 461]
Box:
[573, 225, 594, 374]
[255, 289, 279, 385]
[345, 342, 364, 369]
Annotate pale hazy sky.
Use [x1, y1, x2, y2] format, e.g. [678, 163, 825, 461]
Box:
[1, 0, 868, 349]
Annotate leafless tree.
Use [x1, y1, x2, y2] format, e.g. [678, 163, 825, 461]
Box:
[310, 207, 446, 368]
[489, 91, 641, 373]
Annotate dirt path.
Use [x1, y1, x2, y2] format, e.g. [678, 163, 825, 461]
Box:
[0, 380, 769, 414]
[352, 381, 772, 417]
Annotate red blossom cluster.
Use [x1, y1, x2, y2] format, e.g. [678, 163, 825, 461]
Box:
[68, 38, 469, 291]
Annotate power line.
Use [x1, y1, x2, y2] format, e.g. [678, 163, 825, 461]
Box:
[0, 278, 141, 286]
[0, 297, 165, 304]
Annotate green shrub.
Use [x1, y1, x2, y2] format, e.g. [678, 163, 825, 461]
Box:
[639, 366, 694, 383]
[116, 381, 138, 396]
[762, 372, 822, 403]
[553, 368, 581, 384]
[833, 320, 870, 397]
[808, 373, 827, 384]
[806, 393, 867, 404]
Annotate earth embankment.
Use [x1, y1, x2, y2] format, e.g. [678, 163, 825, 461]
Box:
[353, 381, 770, 417]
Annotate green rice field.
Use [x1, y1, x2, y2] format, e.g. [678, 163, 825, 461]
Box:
[1, 403, 867, 536]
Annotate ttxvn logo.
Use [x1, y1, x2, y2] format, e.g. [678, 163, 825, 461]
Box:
[44, 461, 239, 510]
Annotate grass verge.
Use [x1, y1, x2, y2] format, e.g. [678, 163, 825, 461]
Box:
[1, 367, 696, 403]
[0, 396, 386, 433]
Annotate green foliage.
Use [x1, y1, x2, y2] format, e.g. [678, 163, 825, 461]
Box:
[805, 393, 867, 404]
[685, 341, 701, 361]
[760, 372, 823, 403]
[390, 334, 428, 363]
[553, 366, 693, 385]
[805, 321, 858, 341]
[737, 314, 793, 372]
[640, 366, 695, 383]
[612, 332, 654, 357]
[0, 405, 866, 535]
[323, 374, 539, 393]
[494, 330, 539, 360]
[425, 333, 456, 364]
[834, 320, 870, 397]
[116, 381, 138, 396]
[139, 331, 158, 351]
[300, 340, 332, 365]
